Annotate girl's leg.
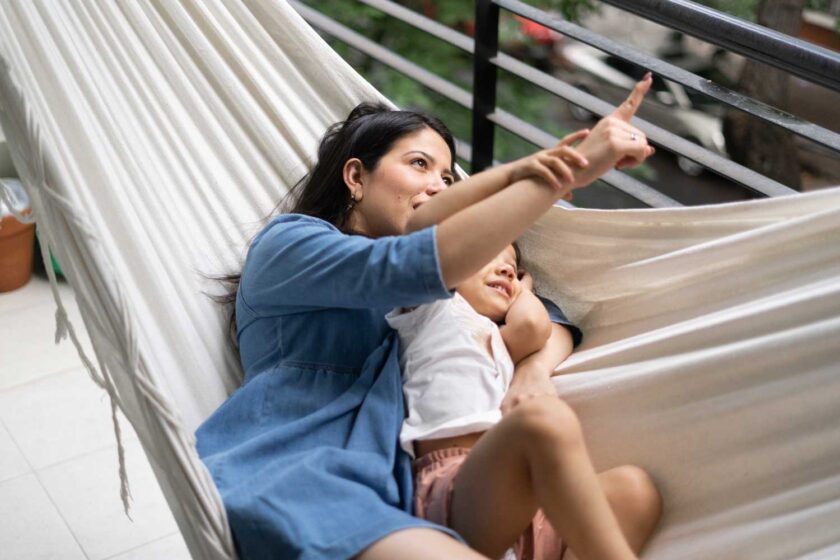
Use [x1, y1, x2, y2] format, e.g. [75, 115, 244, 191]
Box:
[565, 467, 662, 560]
[355, 527, 488, 560]
[599, 466, 662, 554]
[448, 396, 635, 560]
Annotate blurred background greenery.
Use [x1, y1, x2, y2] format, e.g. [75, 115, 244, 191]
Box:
[303, 1, 601, 172]
[300, 0, 840, 206]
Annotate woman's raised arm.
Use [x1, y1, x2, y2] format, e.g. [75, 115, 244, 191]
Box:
[406, 130, 590, 234]
[436, 75, 653, 288]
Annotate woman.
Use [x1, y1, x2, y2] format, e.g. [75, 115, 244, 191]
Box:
[197, 77, 657, 559]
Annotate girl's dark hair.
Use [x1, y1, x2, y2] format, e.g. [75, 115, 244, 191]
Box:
[512, 241, 522, 269]
[211, 102, 456, 345]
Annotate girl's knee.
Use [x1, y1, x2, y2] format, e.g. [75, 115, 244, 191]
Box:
[508, 397, 583, 450]
[605, 465, 662, 525]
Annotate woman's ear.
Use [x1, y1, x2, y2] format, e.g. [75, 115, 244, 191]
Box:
[342, 158, 365, 202]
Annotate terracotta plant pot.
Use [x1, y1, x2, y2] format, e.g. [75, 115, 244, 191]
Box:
[0, 210, 35, 292]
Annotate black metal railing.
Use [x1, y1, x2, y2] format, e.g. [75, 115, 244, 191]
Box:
[290, 0, 840, 208]
[600, 0, 840, 92]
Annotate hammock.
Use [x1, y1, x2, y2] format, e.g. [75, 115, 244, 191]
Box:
[0, 1, 838, 559]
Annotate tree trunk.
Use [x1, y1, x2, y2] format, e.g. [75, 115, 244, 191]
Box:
[723, 0, 806, 189]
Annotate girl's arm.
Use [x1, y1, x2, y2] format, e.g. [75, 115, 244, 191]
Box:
[500, 272, 553, 363]
[500, 288, 552, 364]
[406, 131, 589, 234]
[500, 322, 574, 415]
[436, 77, 653, 289]
[406, 163, 511, 234]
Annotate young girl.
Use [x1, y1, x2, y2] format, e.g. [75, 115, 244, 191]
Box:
[386, 150, 661, 558]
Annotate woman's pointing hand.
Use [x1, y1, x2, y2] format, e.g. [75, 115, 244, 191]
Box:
[570, 73, 656, 189]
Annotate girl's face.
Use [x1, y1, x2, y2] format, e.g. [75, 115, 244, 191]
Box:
[346, 127, 455, 237]
[456, 246, 522, 323]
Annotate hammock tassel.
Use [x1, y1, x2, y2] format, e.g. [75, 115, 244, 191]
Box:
[54, 306, 68, 344]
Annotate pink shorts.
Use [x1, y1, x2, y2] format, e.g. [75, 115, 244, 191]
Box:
[413, 447, 567, 560]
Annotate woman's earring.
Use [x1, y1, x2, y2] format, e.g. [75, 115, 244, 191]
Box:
[346, 193, 357, 212]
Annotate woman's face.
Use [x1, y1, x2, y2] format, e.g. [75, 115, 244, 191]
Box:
[347, 126, 455, 237]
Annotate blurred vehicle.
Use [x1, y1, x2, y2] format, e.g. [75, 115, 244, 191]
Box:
[560, 43, 728, 176]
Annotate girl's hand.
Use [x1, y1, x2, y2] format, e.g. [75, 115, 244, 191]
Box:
[572, 74, 656, 189]
[506, 130, 591, 197]
[501, 361, 557, 415]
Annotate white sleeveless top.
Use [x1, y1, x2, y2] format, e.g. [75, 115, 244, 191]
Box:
[386, 293, 514, 458]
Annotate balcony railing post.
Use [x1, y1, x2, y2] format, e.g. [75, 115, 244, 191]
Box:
[471, 0, 500, 173]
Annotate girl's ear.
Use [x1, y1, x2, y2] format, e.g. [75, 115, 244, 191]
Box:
[342, 158, 364, 201]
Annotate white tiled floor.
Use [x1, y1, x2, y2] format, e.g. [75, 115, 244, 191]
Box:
[0, 276, 190, 560]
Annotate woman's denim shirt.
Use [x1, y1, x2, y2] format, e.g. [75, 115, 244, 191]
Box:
[196, 214, 458, 559]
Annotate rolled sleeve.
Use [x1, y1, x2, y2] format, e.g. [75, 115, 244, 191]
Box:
[240, 214, 452, 315]
[536, 294, 583, 348]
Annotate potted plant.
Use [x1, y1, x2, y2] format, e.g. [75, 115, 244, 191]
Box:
[0, 178, 36, 292]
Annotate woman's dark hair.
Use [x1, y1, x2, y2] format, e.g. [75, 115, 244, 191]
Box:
[211, 102, 456, 345]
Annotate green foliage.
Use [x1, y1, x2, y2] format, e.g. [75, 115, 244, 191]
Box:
[302, 0, 657, 189]
[696, 0, 836, 21]
[807, 0, 838, 11]
[522, 0, 599, 22]
[303, 1, 602, 171]
[305, 0, 836, 154]
[694, 0, 758, 20]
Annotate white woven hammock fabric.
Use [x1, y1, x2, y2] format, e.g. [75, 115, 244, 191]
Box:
[0, 1, 838, 559]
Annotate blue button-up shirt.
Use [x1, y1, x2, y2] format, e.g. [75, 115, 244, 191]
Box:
[196, 214, 460, 559]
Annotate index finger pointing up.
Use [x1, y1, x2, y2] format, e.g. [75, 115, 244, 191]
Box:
[613, 72, 652, 122]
